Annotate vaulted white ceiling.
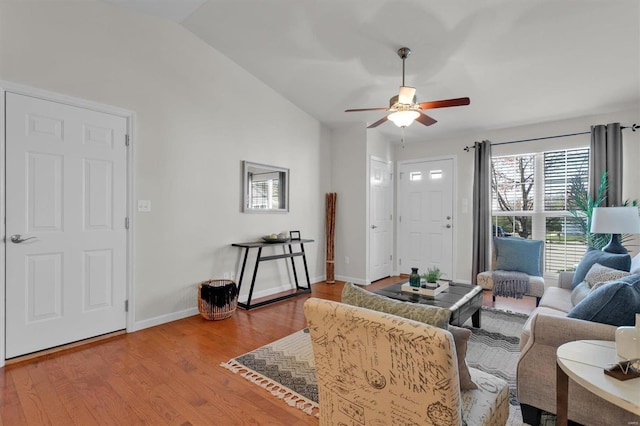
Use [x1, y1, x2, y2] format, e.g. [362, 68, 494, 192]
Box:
[103, 0, 639, 143]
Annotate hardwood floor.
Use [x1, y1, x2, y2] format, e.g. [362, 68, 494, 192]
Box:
[0, 277, 536, 425]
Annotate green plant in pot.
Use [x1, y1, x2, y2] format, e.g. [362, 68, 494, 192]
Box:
[422, 267, 442, 287]
[567, 171, 609, 249]
[568, 171, 638, 250]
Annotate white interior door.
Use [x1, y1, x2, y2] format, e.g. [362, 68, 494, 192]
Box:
[398, 158, 454, 280]
[5, 92, 128, 358]
[369, 158, 392, 282]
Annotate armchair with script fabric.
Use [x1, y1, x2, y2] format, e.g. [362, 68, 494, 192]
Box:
[303, 298, 509, 426]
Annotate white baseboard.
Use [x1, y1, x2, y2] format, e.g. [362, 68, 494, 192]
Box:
[131, 307, 199, 332]
[131, 276, 327, 333]
[238, 284, 290, 303]
[335, 275, 366, 285]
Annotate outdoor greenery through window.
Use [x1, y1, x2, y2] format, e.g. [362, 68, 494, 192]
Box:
[491, 148, 590, 273]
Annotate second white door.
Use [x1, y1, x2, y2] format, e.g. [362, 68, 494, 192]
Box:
[398, 158, 454, 280]
[369, 158, 392, 282]
[5, 92, 128, 359]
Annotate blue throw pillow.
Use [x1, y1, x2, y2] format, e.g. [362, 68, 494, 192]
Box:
[571, 248, 631, 289]
[494, 237, 543, 276]
[567, 274, 640, 326]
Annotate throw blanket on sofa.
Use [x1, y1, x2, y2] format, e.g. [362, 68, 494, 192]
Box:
[492, 270, 530, 299]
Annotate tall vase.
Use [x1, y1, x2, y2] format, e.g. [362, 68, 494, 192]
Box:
[409, 268, 420, 287]
[615, 313, 640, 359]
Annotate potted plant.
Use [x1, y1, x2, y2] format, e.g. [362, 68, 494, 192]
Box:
[568, 171, 638, 250]
[567, 171, 609, 249]
[422, 267, 443, 287]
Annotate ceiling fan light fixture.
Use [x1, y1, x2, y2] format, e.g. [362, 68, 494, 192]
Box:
[388, 110, 420, 127]
[344, 46, 469, 129]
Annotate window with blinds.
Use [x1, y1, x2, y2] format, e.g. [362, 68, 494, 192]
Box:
[249, 172, 281, 209]
[543, 148, 589, 211]
[491, 148, 590, 273]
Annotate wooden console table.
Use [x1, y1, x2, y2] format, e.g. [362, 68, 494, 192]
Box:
[231, 239, 313, 310]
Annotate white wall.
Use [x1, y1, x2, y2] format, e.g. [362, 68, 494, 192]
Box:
[330, 125, 367, 284]
[0, 1, 331, 326]
[395, 108, 640, 282]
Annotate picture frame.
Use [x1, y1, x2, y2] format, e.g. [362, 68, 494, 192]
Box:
[290, 230, 301, 240]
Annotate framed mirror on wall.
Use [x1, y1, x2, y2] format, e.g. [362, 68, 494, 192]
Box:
[242, 161, 289, 213]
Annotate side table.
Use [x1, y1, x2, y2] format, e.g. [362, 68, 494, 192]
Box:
[556, 340, 640, 426]
[232, 239, 313, 310]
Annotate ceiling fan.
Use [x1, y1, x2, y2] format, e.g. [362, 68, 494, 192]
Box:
[345, 47, 470, 129]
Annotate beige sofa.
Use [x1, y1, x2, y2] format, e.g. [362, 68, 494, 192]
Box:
[516, 271, 639, 425]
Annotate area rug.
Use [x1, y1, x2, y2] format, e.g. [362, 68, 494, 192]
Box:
[220, 307, 554, 425]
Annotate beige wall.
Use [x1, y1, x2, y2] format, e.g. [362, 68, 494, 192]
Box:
[0, 1, 331, 326]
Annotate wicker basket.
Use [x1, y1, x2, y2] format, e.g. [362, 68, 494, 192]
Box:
[198, 279, 238, 320]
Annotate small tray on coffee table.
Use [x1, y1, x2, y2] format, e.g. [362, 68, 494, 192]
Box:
[401, 281, 449, 297]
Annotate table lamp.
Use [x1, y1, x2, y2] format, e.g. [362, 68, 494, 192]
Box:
[590, 206, 640, 254]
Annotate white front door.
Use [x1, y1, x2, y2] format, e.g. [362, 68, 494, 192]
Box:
[369, 157, 392, 282]
[5, 92, 128, 358]
[398, 158, 454, 280]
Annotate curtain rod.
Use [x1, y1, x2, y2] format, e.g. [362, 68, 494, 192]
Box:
[463, 123, 638, 152]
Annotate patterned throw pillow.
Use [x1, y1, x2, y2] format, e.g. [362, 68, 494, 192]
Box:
[341, 282, 451, 329]
[341, 282, 477, 390]
[571, 248, 631, 289]
[583, 263, 630, 287]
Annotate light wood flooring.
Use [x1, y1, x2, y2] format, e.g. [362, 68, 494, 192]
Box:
[0, 277, 536, 425]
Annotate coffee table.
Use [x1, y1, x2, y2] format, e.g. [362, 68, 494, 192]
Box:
[376, 280, 483, 328]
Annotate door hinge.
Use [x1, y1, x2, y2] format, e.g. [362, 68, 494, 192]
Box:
[399, 216, 402, 223]
[125, 217, 129, 229]
[399, 258, 402, 266]
[125, 134, 130, 146]
[125, 300, 129, 312]
[389, 254, 393, 261]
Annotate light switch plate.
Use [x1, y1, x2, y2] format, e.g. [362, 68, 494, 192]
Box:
[138, 200, 151, 212]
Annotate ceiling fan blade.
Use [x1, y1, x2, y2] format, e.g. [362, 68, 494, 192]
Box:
[416, 112, 437, 126]
[418, 97, 470, 110]
[367, 115, 389, 128]
[345, 107, 389, 112]
[398, 86, 416, 104]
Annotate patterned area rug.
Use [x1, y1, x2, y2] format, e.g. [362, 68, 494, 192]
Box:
[464, 308, 528, 425]
[220, 307, 555, 425]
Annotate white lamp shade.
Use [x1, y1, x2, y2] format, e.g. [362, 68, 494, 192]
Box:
[388, 110, 420, 127]
[590, 206, 640, 234]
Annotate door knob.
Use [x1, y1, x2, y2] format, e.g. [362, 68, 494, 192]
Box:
[371, 225, 378, 229]
[445, 224, 451, 229]
[10, 234, 36, 244]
